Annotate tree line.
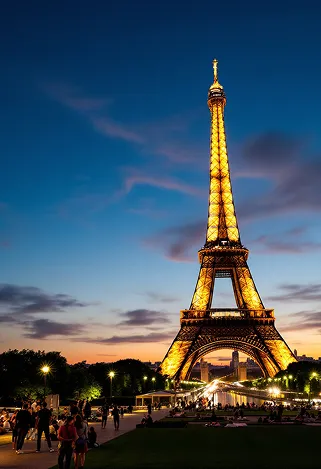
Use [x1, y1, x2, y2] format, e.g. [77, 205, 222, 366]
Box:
[244, 361, 321, 397]
[0, 349, 165, 405]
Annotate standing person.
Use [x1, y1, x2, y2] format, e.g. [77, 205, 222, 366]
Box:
[15, 404, 31, 454]
[27, 408, 37, 441]
[83, 400, 91, 421]
[10, 409, 18, 450]
[58, 416, 77, 469]
[112, 405, 120, 431]
[147, 403, 152, 415]
[70, 402, 79, 417]
[74, 414, 88, 469]
[101, 402, 108, 429]
[36, 402, 54, 452]
[120, 407, 124, 419]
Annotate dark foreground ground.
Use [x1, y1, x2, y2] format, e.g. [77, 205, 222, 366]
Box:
[50, 424, 321, 469]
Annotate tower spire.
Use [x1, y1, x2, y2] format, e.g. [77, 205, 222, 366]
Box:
[210, 58, 223, 90]
[206, 59, 239, 246]
[213, 59, 218, 83]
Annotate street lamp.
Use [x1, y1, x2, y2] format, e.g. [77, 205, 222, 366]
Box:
[151, 377, 156, 389]
[309, 372, 318, 402]
[109, 371, 115, 399]
[41, 365, 50, 399]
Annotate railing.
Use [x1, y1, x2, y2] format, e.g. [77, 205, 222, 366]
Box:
[180, 308, 274, 320]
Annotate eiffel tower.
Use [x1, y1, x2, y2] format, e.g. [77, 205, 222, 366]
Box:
[159, 60, 296, 380]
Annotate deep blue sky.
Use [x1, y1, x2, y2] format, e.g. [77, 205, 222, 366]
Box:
[1, 0, 321, 363]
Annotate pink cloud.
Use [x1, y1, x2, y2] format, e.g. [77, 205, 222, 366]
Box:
[0, 240, 11, 249]
[44, 83, 109, 112]
[91, 117, 144, 144]
[144, 221, 204, 263]
[124, 172, 205, 197]
[43, 82, 206, 166]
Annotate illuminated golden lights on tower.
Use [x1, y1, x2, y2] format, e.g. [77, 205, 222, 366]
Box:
[207, 59, 239, 244]
[159, 60, 297, 381]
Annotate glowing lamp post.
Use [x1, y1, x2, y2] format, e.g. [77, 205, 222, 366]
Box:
[151, 377, 156, 389]
[41, 365, 50, 399]
[309, 372, 318, 402]
[143, 375, 148, 390]
[109, 371, 115, 399]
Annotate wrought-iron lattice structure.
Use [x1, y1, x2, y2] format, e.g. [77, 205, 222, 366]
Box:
[159, 60, 296, 380]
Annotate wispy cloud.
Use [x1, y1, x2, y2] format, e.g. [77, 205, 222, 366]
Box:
[127, 198, 167, 219]
[206, 356, 231, 362]
[44, 82, 204, 165]
[117, 309, 171, 327]
[23, 318, 86, 339]
[91, 116, 144, 144]
[267, 284, 321, 303]
[280, 310, 321, 333]
[252, 235, 321, 254]
[96, 353, 117, 357]
[72, 332, 175, 344]
[124, 170, 205, 198]
[236, 132, 321, 221]
[0, 284, 92, 340]
[0, 240, 11, 249]
[144, 292, 178, 304]
[0, 284, 90, 316]
[144, 220, 204, 262]
[44, 83, 110, 113]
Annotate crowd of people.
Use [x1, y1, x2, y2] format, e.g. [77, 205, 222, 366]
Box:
[167, 398, 321, 426]
[0, 399, 101, 469]
[0, 399, 136, 468]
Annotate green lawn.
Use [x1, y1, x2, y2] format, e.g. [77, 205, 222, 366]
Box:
[185, 410, 299, 416]
[50, 425, 321, 469]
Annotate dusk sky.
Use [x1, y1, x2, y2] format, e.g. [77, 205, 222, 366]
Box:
[1, 1, 321, 365]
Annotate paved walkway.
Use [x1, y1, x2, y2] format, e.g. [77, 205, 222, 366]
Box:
[0, 410, 168, 469]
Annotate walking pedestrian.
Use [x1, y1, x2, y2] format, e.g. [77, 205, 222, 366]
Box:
[74, 414, 88, 469]
[120, 407, 124, 419]
[57, 416, 77, 469]
[15, 404, 31, 454]
[112, 405, 120, 430]
[101, 402, 108, 429]
[36, 402, 54, 452]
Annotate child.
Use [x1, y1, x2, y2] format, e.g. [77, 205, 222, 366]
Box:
[87, 426, 98, 448]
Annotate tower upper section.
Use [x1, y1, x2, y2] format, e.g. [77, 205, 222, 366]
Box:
[205, 60, 241, 248]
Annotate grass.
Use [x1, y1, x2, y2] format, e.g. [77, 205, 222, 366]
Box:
[184, 410, 299, 416]
[49, 425, 321, 469]
[0, 433, 12, 446]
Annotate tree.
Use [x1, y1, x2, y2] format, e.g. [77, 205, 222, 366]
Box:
[0, 349, 69, 405]
[90, 359, 166, 397]
[77, 383, 102, 401]
[14, 383, 45, 401]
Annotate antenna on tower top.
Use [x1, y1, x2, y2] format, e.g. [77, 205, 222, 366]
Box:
[213, 59, 218, 83]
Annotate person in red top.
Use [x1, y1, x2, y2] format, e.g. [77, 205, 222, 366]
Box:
[57, 416, 77, 469]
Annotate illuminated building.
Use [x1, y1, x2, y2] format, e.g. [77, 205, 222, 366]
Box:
[237, 363, 247, 381]
[231, 351, 239, 370]
[200, 358, 209, 383]
[159, 60, 296, 380]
